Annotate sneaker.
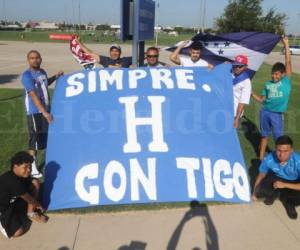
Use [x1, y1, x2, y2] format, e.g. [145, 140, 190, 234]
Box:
[264, 196, 277, 206]
[283, 200, 298, 220]
[31, 172, 43, 179]
[28, 212, 49, 223]
[31, 160, 43, 178]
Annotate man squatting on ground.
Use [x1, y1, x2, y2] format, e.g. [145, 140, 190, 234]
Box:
[0, 152, 48, 238]
[252, 135, 300, 219]
[21, 50, 63, 178]
[252, 37, 292, 160]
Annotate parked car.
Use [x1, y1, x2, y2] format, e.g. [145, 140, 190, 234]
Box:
[281, 45, 300, 55]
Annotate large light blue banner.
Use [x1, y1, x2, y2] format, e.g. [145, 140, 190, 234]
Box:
[43, 64, 250, 210]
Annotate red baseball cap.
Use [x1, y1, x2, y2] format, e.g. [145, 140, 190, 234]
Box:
[232, 55, 248, 66]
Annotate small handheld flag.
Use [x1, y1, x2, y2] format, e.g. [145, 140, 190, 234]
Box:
[70, 35, 96, 69]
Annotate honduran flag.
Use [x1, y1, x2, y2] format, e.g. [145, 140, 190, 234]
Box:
[70, 35, 96, 69]
[164, 32, 281, 78]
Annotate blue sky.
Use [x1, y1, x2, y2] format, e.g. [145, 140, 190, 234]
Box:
[1, 0, 300, 34]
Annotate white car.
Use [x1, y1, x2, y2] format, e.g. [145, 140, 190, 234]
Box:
[282, 45, 300, 55]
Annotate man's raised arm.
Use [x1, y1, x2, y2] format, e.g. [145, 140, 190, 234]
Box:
[282, 37, 292, 78]
[75, 36, 101, 64]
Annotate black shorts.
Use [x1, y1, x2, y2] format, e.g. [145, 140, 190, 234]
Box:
[0, 199, 28, 238]
[27, 113, 49, 150]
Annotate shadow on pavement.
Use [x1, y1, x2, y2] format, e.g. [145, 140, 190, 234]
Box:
[0, 74, 19, 85]
[167, 201, 219, 250]
[118, 241, 147, 250]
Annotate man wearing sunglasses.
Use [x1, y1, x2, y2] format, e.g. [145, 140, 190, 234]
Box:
[144, 47, 167, 67]
[231, 55, 252, 128]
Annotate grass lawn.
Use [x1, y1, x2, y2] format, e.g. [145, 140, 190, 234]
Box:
[0, 89, 28, 174]
[0, 30, 194, 47]
[1, 30, 298, 50]
[0, 63, 299, 212]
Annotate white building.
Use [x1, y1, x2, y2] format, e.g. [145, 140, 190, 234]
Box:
[154, 26, 162, 32]
[168, 31, 178, 36]
[110, 24, 121, 30]
[86, 24, 96, 30]
[35, 22, 59, 30]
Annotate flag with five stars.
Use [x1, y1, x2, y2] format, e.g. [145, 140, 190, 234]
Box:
[164, 32, 281, 78]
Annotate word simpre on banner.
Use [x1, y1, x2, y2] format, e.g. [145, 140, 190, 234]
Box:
[43, 64, 251, 210]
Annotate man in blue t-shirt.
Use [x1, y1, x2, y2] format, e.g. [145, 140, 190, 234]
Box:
[252, 37, 292, 160]
[252, 135, 300, 219]
[21, 50, 63, 178]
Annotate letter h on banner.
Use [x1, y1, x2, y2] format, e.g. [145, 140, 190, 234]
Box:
[119, 96, 168, 153]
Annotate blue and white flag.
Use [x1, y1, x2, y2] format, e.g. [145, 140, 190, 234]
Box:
[43, 65, 251, 211]
[164, 32, 281, 78]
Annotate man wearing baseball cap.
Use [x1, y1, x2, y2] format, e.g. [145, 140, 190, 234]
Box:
[75, 37, 132, 68]
[232, 55, 252, 128]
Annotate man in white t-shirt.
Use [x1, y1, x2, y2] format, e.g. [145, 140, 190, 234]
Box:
[232, 55, 252, 128]
[169, 41, 213, 68]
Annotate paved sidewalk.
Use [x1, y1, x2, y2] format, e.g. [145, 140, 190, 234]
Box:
[0, 201, 299, 250]
[1, 41, 300, 89]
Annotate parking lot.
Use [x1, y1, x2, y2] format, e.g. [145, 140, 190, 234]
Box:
[0, 41, 299, 89]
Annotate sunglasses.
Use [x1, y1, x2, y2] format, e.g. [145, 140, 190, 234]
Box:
[147, 54, 159, 58]
[233, 65, 245, 68]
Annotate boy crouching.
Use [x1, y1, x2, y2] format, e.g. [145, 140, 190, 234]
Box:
[0, 151, 48, 238]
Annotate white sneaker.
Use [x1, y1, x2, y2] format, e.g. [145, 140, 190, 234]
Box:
[31, 172, 43, 178]
[31, 159, 43, 178]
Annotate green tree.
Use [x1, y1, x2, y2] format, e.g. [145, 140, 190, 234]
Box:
[215, 0, 286, 34]
[58, 22, 66, 30]
[96, 24, 110, 31]
[259, 8, 286, 34]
